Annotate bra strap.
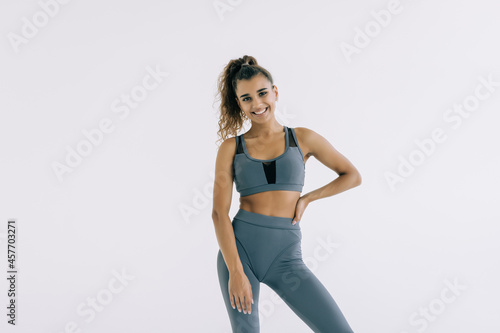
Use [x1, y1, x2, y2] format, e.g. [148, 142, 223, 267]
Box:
[235, 135, 244, 154]
[288, 127, 298, 147]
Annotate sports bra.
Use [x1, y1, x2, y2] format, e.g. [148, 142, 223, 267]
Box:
[233, 125, 305, 197]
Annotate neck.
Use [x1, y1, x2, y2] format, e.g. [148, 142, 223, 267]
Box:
[248, 121, 283, 138]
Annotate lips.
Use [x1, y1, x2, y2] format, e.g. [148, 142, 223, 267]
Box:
[252, 107, 268, 116]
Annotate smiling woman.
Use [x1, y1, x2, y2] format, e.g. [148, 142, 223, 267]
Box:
[211, 55, 360, 333]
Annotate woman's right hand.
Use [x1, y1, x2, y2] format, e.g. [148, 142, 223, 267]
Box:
[228, 270, 253, 314]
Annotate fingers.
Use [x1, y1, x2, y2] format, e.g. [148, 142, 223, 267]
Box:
[237, 295, 249, 314]
[230, 293, 236, 310]
[292, 212, 301, 225]
[245, 295, 253, 315]
[230, 293, 253, 314]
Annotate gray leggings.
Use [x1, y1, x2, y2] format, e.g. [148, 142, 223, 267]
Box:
[216, 208, 354, 333]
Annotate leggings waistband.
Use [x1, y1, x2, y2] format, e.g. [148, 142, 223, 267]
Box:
[233, 208, 300, 230]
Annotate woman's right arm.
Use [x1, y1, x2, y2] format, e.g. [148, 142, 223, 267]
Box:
[212, 137, 243, 274]
[212, 137, 253, 314]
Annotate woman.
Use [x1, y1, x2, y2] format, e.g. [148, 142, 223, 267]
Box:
[212, 55, 361, 333]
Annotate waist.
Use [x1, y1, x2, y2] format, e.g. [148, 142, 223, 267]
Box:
[233, 208, 299, 230]
[240, 190, 300, 217]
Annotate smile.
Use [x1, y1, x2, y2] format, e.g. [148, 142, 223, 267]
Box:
[252, 107, 268, 116]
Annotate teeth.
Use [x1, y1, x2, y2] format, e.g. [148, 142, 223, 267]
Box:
[254, 108, 267, 115]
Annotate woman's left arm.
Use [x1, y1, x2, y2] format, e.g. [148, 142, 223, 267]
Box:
[297, 127, 362, 205]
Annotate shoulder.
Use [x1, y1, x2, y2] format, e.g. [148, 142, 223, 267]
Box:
[221, 135, 238, 149]
[292, 126, 318, 142]
[292, 127, 330, 156]
[217, 135, 238, 158]
[294, 126, 329, 139]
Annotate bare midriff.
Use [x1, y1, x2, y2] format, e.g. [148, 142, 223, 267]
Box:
[239, 190, 301, 218]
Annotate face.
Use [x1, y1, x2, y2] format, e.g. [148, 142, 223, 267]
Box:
[235, 74, 278, 122]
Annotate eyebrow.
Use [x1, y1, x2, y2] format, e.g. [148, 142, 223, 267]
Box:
[239, 88, 268, 99]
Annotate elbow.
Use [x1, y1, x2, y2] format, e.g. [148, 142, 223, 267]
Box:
[337, 170, 361, 188]
[212, 208, 228, 223]
[346, 169, 361, 187]
[212, 209, 220, 222]
[353, 171, 362, 187]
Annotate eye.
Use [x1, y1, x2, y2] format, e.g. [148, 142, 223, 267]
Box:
[242, 92, 267, 102]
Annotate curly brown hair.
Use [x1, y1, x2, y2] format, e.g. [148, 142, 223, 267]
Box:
[213, 55, 274, 146]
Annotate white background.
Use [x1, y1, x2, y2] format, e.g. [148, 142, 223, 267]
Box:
[1, 0, 499, 332]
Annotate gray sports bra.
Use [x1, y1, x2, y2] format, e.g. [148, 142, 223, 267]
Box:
[233, 125, 305, 197]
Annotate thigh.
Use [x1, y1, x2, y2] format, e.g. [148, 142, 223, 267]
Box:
[262, 242, 354, 333]
[217, 241, 261, 333]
